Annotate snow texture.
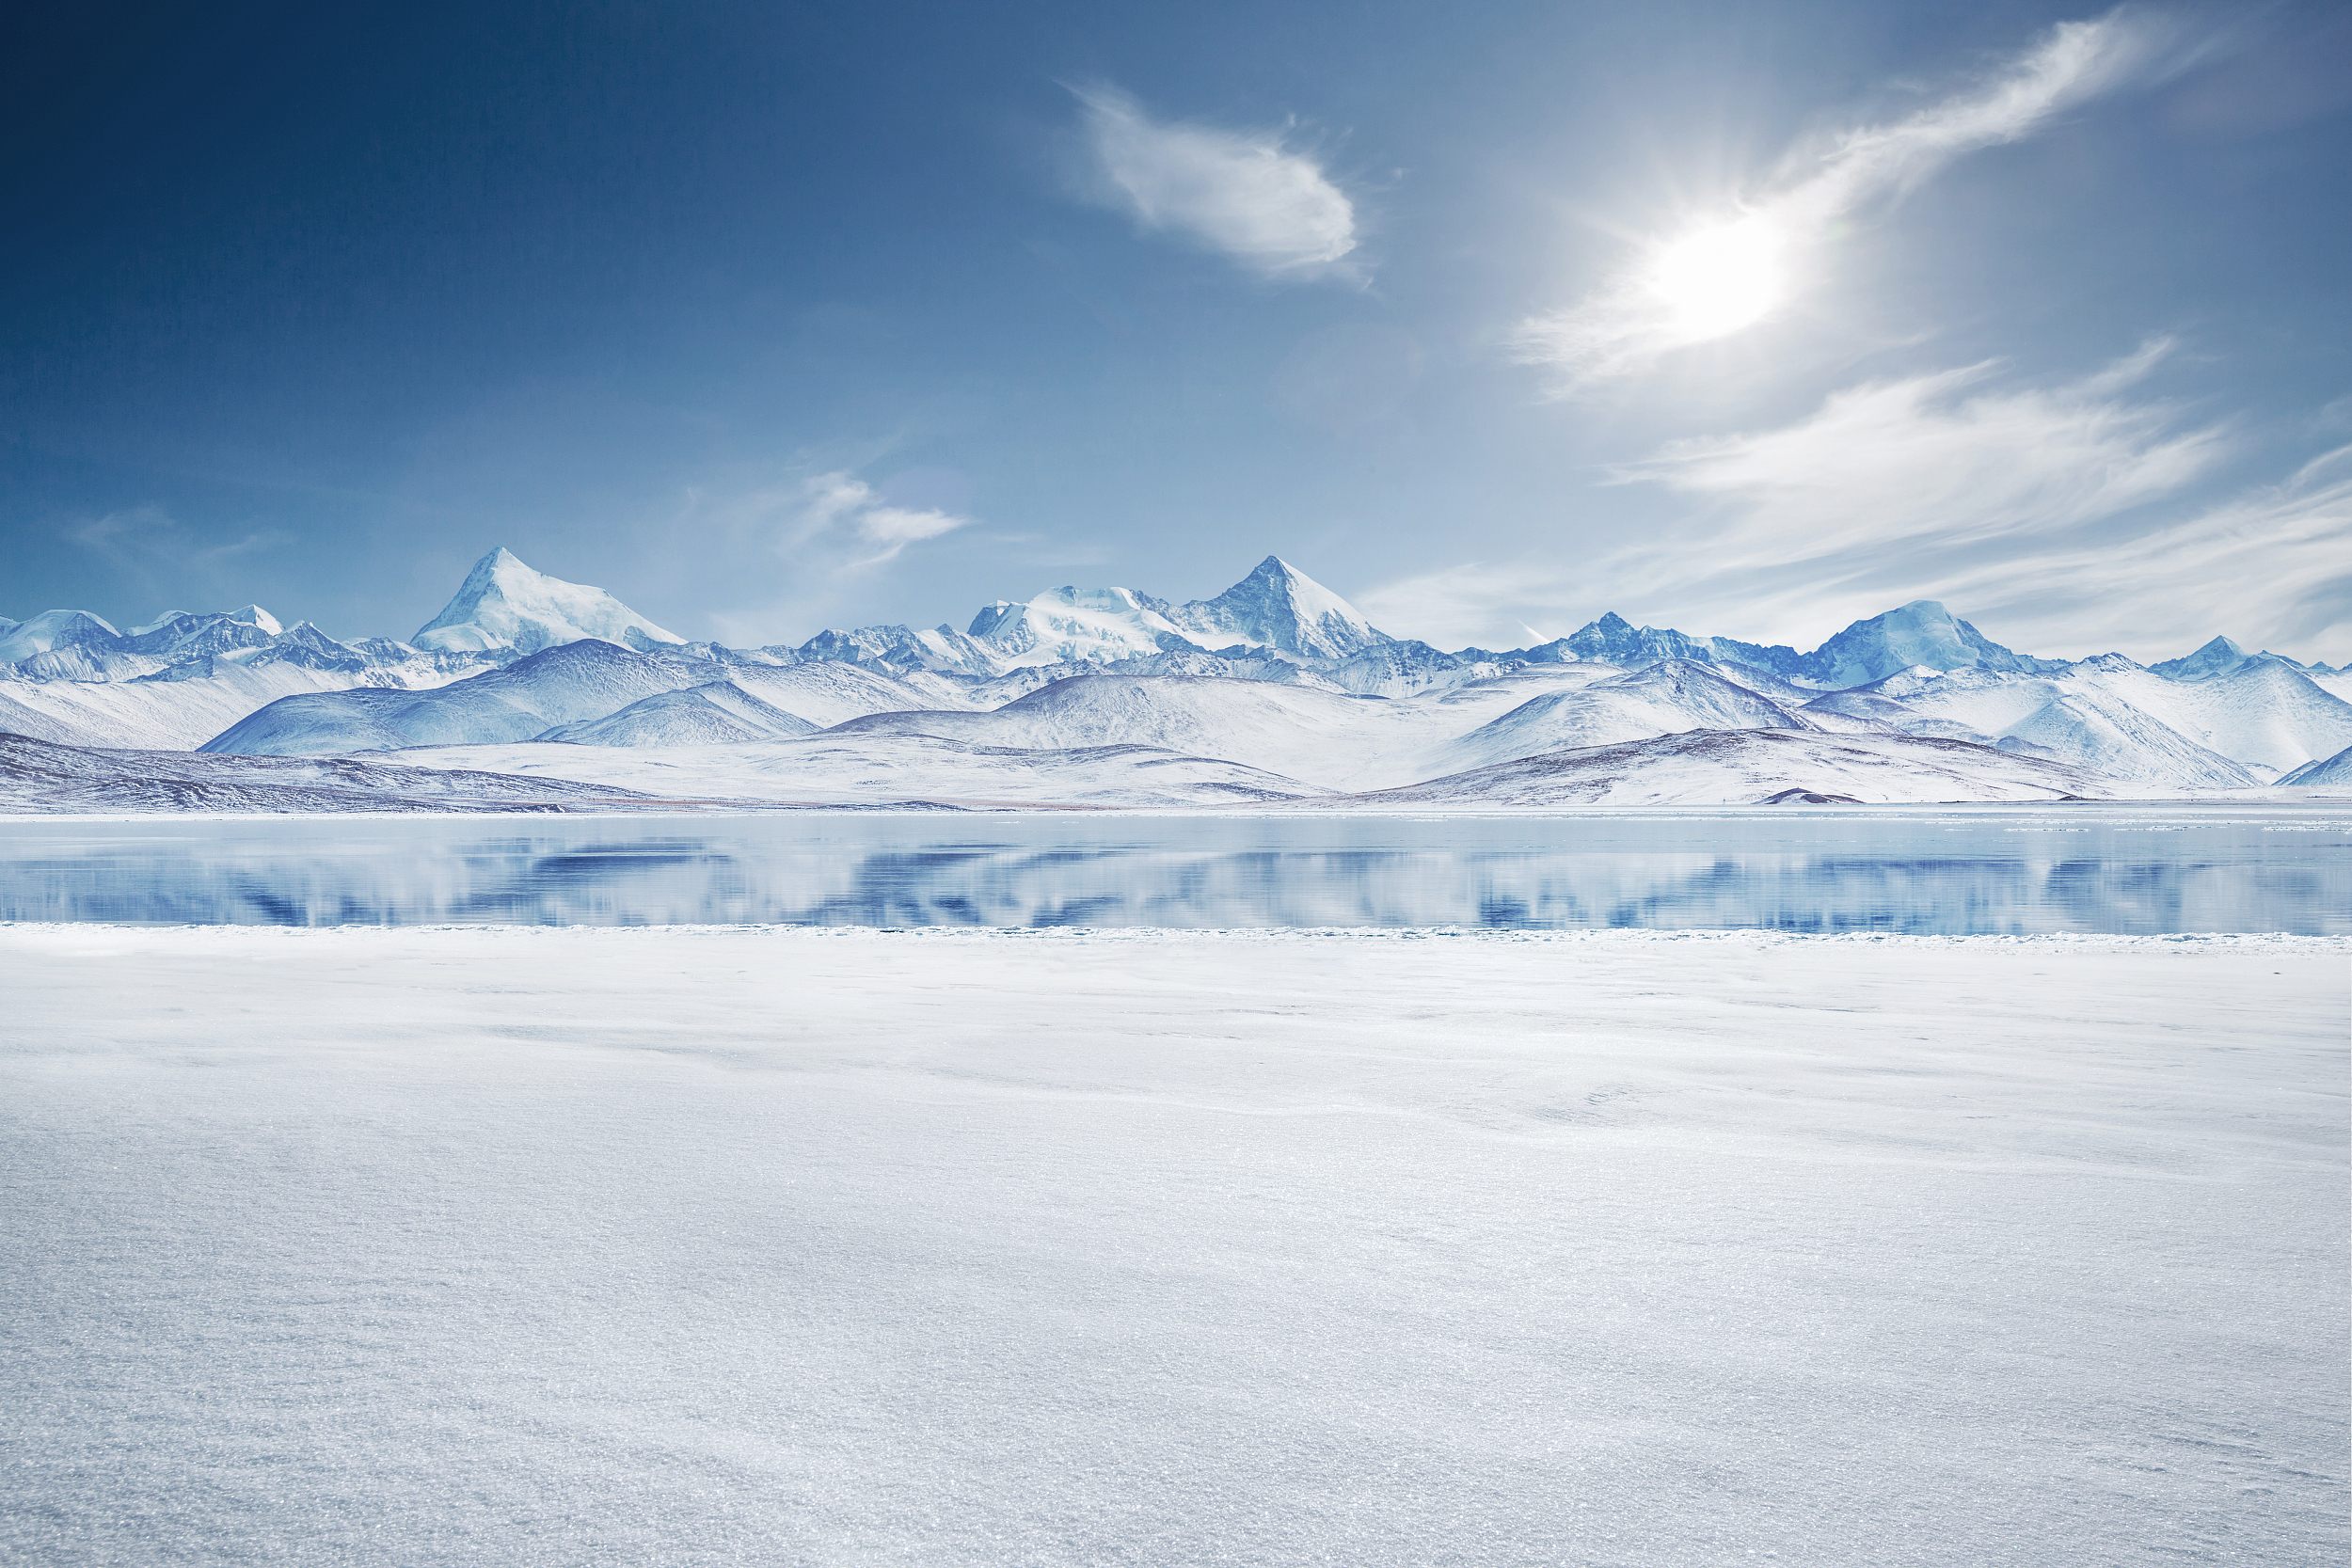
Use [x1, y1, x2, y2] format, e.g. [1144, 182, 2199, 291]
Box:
[0, 924, 2342, 1565]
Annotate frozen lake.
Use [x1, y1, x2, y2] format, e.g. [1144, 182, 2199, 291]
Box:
[1, 802, 2346, 932]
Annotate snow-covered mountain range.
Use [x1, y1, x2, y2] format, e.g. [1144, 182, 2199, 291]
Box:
[5, 546, 2349, 808]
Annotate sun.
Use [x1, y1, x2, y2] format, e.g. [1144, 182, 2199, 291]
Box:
[1645, 214, 1788, 342]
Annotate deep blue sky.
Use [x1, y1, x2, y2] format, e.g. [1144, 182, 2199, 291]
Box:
[5, 1, 2348, 658]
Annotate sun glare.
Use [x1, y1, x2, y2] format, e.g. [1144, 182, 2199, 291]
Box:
[1645, 214, 1788, 342]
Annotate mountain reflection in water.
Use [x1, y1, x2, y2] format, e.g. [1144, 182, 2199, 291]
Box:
[1, 811, 2343, 935]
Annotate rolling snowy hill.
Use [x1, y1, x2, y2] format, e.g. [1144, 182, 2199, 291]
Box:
[828, 673, 1413, 788]
[200, 640, 740, 754]
[537, 682, 824, 746]
[1415, 661, 1828, 779]
[201, 641, 967, 756]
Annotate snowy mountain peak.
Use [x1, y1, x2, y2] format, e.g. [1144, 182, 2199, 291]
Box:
[1562, 613, 1713, 667]
[962, 556, 1391, 668]
[411, 547, 685, 657]
[1165, 556, 1389, 660]
[1804, 600, 2058, 689]
[0, 609, 125, 664]
[2149, 636, 2249, 682]
[965, 583, 1190, 667]
[128, 604, 283, 639]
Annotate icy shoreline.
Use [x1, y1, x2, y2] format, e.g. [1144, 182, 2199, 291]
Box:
[8, 919, 2348, 948]
[5, 791, 2351, 824]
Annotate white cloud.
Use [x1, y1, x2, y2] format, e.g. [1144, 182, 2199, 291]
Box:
[1359, 354, 2351, 664]
[64, 505, 288, 567]
[1618, 341, 2228, 564]
[1353, 561, 1584, 654]
[1073, 85, 1359, 280]
[683, 467, 976, 647]
[1517, 13, 2156, 384]
[54, 505, 294, 614]
[1915, 445, 2352, 662]
[801, 472, 969, 559]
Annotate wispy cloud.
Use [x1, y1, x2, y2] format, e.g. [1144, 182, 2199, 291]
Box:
[1071, 84, 1359, 281]
[65, 505, 288, 567]
[1618, 340, 2227, 565]
[688, 467, 975, 646]
[1352, 562, 1583, 654]
[1516, 12, 2159, 385]
[56, 506, 293, 613]
[1915, 444, 2352, 661]
[1361, 352, 2351, 663]
[799, 472, 970, 562]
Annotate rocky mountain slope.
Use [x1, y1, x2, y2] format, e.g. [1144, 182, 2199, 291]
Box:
[0, 732, 660, 814]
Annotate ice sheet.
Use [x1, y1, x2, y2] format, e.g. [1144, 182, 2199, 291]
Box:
[3, 926, 2344, 1565]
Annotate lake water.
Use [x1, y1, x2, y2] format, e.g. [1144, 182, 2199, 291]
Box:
[2, 806, 2345, 934]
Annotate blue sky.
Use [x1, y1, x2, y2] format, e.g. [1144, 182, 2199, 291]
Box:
[4, 1, 2348, 659]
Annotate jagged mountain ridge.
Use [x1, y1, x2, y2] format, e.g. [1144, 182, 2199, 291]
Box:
[12, 546, 2337, 695]
[957, 555, 1391, 669]
[8, 546, 2350, 798]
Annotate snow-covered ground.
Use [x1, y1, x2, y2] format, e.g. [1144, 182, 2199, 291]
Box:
[3, 924, 2343, 1565]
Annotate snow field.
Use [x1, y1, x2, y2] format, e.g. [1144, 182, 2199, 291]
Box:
[2, 926, 2344, 1565]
